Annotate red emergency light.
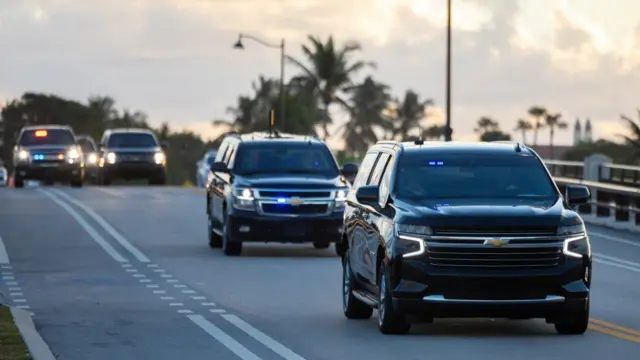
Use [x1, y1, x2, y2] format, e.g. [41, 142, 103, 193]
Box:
[34, 130, 48, 137]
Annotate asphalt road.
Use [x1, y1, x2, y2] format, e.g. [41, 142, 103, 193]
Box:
[1, 185, 640, 360]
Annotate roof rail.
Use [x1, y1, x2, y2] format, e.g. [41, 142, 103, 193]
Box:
[376, 140, 398, 146]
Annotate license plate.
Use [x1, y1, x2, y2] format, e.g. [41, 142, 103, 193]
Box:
[131, 156, 140, 161]
[284, 224, 306, 236]
[39, 163, 59, 167]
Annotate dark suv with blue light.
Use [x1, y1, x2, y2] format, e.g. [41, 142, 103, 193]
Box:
[205, 132, 353, 256]
[339, 140, 592, 335]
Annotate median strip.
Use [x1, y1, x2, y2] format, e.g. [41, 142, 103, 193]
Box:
[0, 305, 32, 360]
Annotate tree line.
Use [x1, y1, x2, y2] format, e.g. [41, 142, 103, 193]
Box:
[1, 34, 640, 183]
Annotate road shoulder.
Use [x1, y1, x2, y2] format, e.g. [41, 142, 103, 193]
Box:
[5, 306, 55, 360]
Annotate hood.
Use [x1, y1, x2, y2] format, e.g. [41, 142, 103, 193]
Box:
[235, 174, 348, 189]
[396, 197, 568, 228]
[107, 147, 161, 153]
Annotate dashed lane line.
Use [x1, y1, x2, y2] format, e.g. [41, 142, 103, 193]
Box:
[0, 238, 34, 315]
[43, 189, 308, 360]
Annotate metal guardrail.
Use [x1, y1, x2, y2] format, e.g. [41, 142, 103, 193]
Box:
[544, 158, 640, 232]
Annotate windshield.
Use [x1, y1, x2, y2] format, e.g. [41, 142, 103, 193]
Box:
[19, 129, 75, 146]
[234, 143, 339, 177]
[395, 153, 558, 200]
[76, 138, 96, 152]
[107, 133, 158, 148]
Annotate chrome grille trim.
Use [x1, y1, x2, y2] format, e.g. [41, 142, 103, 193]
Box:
[254, 187, 339, 217]
[424, 234, 568, 269]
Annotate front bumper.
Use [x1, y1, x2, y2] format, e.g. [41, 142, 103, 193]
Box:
[227, 209, 344, 243]
[15, 163, 83, 180]
[101, 162, 165, 179]
[391, 257, 590, 319]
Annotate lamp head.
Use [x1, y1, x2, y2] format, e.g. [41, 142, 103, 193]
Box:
[233, 36, 244, 49]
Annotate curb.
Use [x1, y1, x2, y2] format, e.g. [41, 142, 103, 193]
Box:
[10, 307, 56, 360]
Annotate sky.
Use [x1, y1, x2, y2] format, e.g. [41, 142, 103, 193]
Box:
[1, 0, 639, 149]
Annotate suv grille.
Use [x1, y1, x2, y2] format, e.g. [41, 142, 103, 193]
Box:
[426, 228, 562, 269]
[258, 190, 331, 198]
[261, 203, 328, 215]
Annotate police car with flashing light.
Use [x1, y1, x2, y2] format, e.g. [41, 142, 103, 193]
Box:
[12, 125, 84, 188]
[205, 131, 353, 256]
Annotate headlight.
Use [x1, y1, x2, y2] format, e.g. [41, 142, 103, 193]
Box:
[154, 152, 166, 165]
[558, 223, 590, 258]
[232, 188, 256, 211]
[334, 188, 349, 210]
[395, 224, 432, 258]
[106, 152, 116, 164]
[87, 153, 98, 164]
[67, 147, 81, 160]
[17, 149, 30, 161]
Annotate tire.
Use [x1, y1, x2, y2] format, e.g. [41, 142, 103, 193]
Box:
[342, 252, 373, 319]
[208, 214, 223, 248]
[377, 263, 411, 334]
[313, 242, 330, 249]
[14, 177, 24, 188]
[100, 173, 111, 186]
[43, 179, 55, 186]
[70, 179, 83, 188]
[222, 209, 242, 256]
[554, 299, 590, 335]
[149, 176, 166, 185]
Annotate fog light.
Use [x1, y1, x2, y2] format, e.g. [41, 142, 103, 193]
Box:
[239, 226, 250, 233]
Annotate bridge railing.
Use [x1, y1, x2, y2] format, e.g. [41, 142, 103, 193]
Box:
[543, 154, 640, 232]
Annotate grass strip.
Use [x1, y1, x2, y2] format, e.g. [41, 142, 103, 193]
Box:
[0, 306, 32, 360]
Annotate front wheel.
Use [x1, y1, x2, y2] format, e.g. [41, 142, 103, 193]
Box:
[70, 179, 83, 188]
[377, 263, 411, 334]
[554, 299, 590, 335]
[222, 209, 242, 256]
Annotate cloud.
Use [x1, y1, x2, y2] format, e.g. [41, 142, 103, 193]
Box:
[0, 0, 638, 150]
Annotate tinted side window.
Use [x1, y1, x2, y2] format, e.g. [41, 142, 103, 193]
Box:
[378, 156, 394, 204]
[223, 143, 236, 166]
[368, 153, 390, 185]
[353, 152, 379, 189]
[215, 140, 229, 163]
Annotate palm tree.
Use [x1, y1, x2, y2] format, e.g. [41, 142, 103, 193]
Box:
[391, 90, 433, 141]
[287, 35, 375, 140]
[474, 117, 499, 135]
[421, 125, 445, 140]
[214, 95, 255, 133]
[527, 106, 547, 146]
[514, 118, 532, 143]
[340, 76, 391, 156]
[545, 112, 567, 159]
[619, 111, 640, 156]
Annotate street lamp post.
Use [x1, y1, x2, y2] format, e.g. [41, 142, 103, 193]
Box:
[234, 34, 286, 131]
[444, 0, 453, 141]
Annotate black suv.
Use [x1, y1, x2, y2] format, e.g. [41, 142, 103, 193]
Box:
[98, 128, 167, 185]
[339, 140, 592, 335]
[12, 125, 84, 187]
[206, 132, 353, 256]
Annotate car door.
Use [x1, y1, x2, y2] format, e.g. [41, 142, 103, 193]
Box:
[361, 152, 391, 287]
[348, 151, 380, 282]
[368, 153, 395, 286]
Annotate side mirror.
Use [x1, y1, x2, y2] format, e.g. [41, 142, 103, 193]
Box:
[355, 185, 379, 205]
[209, 161, 229, 173]
[566, 185, 590, 206]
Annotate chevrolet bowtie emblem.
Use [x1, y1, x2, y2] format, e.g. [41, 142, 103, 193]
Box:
[289, 198, 303, 206]
[484, 238, 509, 247]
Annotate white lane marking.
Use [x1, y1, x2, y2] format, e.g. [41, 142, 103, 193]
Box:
[2, 276, 14, 280]
[0, 235, 10, 264]
[126, 269, 137, 272]
[5, 281, 17, 286]
[167, 279, 178, 283]
[160, 296, 174, 300]
[209, 309, 226, 313]
[192, 296, 206, 300]
[140, 279, 152, 283]
[122, 264, 132, 268]
[146, 284, 159, 288]
[161, 274, 172, 278]
[133, 274, 145, 278]
[153, 269, 165, 273]
[187, 315, 262, 360]
[202, 302, 216, 306]
[222, 314, 306, 360]
[147, 264, 158, 268]
[1, 264, 12, 269]
[39, 190, 127, 262]
[174, 284, 186, 288]
[13, 299, 26, 303]
[590, 231, 640, 248]
[9, 287, 21, 291]
[178, 309, 193, 314]
[594, 258, 640, 273]
[169, 303, 184, 307]
[50, 189, 150, 263]
[153, 290, 166, 294]
[182, 290, 196, 294]
[10, 293, 23, 297]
